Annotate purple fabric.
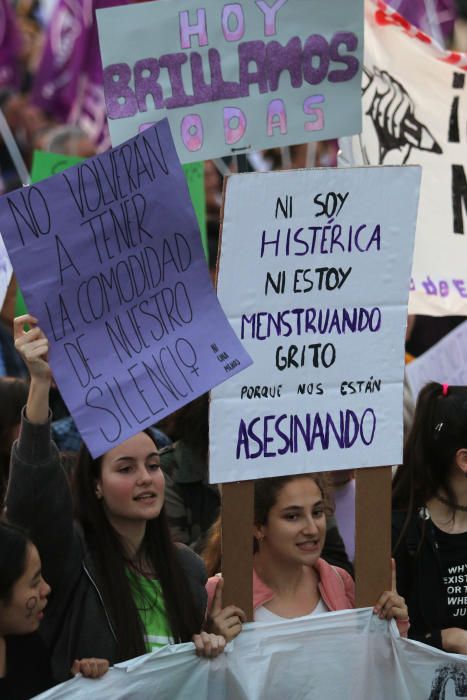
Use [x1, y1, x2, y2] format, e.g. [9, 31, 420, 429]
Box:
[31, 0, 134, 148]
[333, 479, 356, 563]
[387, 0, 457, 42]
[0, 0, 21, 89]
[0, 118, 251, 457]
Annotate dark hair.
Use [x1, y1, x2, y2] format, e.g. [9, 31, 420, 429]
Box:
[0, 378, 29, 505]
[158, 394, 208, 459]
[254, 473, 331, 526]
[73, 430, 204, 661]
[393, 382, 467, 516]
[0, 521, 30, 604]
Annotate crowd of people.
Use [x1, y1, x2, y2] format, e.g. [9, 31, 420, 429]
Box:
[0, 0, 467, 699]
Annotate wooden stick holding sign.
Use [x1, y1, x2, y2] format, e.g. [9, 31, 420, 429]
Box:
[355, 466, 392, 607]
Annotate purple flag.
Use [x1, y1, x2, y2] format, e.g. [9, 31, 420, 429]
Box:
[31, 0, 135, 150]
[0, 119, 252, 457]
[0, 0, 21, 89]
[387, 0, 457, 43]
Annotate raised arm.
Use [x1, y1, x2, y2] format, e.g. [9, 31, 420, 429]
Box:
[6, 315, 76, 589]
[14, 314, 51, 424]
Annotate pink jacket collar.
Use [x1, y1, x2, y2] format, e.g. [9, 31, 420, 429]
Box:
[253, 558, 354, 611]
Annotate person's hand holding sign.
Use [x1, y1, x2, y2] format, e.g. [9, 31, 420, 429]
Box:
[14, 315, 51, 425]
[373, 559, 408, 623]
[207, 577, 246, 642]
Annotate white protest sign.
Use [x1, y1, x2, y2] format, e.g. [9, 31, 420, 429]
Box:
[96, 0, 363, 161]
[209, 166, 420, 483]
[340, 0, 467, 316]
[0, 233, 12, 311]
[406, 321, 467, 401]
[34, 609, 467, 699]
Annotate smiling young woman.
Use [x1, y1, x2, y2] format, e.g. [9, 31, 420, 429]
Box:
[206, 473, 409, 639]
[7, 315, 225, 683]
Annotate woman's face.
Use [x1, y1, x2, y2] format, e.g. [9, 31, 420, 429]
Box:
[0, 544, 50, 636]
[256, 478, 326, 567]
[97, 432, 165, 527]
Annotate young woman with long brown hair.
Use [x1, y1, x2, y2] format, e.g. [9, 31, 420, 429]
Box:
[7, 315, 224, 682]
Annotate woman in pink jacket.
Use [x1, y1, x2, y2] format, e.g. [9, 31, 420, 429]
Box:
[206, 473, 409, 640]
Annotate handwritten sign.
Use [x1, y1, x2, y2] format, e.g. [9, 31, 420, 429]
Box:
[340, 0, 467, 315]
[96, 0, 363, 161]
[0, 119, 251, 457]
[31, 149, 208, 257]
[210, 166, 420, 483]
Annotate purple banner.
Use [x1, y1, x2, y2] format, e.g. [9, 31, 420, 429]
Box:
[0, 119, 251, 457]
[31, 0, 135, 150]
[0, 0, 21, 89]
[387, 0, 457, 43]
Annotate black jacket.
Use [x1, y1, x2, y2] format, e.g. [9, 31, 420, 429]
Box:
[392, 509, 448, 649]
[6, 413, 208, 683]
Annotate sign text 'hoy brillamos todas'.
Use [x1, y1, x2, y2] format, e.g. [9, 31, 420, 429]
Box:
[96, 0, 363, 160]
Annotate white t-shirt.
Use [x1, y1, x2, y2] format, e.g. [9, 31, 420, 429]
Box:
[254, 598, 329, 622]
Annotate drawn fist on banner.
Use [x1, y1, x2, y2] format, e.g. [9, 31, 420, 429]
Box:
[362, 66, 442, 165]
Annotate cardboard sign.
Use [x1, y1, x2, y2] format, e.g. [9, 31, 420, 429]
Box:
[0, 119, 251, 457]
[340, 0, 467, 316]
[31, 151, 85, 181]
[210, 165, 420, 483]
[96, 0, 363, 161]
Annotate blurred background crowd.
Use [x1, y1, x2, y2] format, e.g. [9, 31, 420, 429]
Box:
[0, 0, 466, 569]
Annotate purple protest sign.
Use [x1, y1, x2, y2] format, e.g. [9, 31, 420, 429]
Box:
[0, 118, 252, 457]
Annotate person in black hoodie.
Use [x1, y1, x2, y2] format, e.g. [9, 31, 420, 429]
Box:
[393, 381, 467, 652]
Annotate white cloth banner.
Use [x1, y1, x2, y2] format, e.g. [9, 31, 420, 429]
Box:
[340, 0, 467, 316]
[34, 608, 467, 699]
[210, 165, 419, 482]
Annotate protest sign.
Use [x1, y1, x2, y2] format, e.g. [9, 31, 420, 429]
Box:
[35, 608, 467, 700]
[339, 0, 467, 316]
[0, 119, 251, 457]
[0, 233, 12, 312]
[31, 150, 208, 256]
[96, 0, 363, 162]
[209, 165, 420, 483]
[406, 321, 467, 401]
[182, 161, 208, 258]
[31, 151, 85, 181]
[16, 151, 208, 316]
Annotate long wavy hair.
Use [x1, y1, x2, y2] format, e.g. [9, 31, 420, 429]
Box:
[393, 382, 467, 547]
[72, 430, 204, 661]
